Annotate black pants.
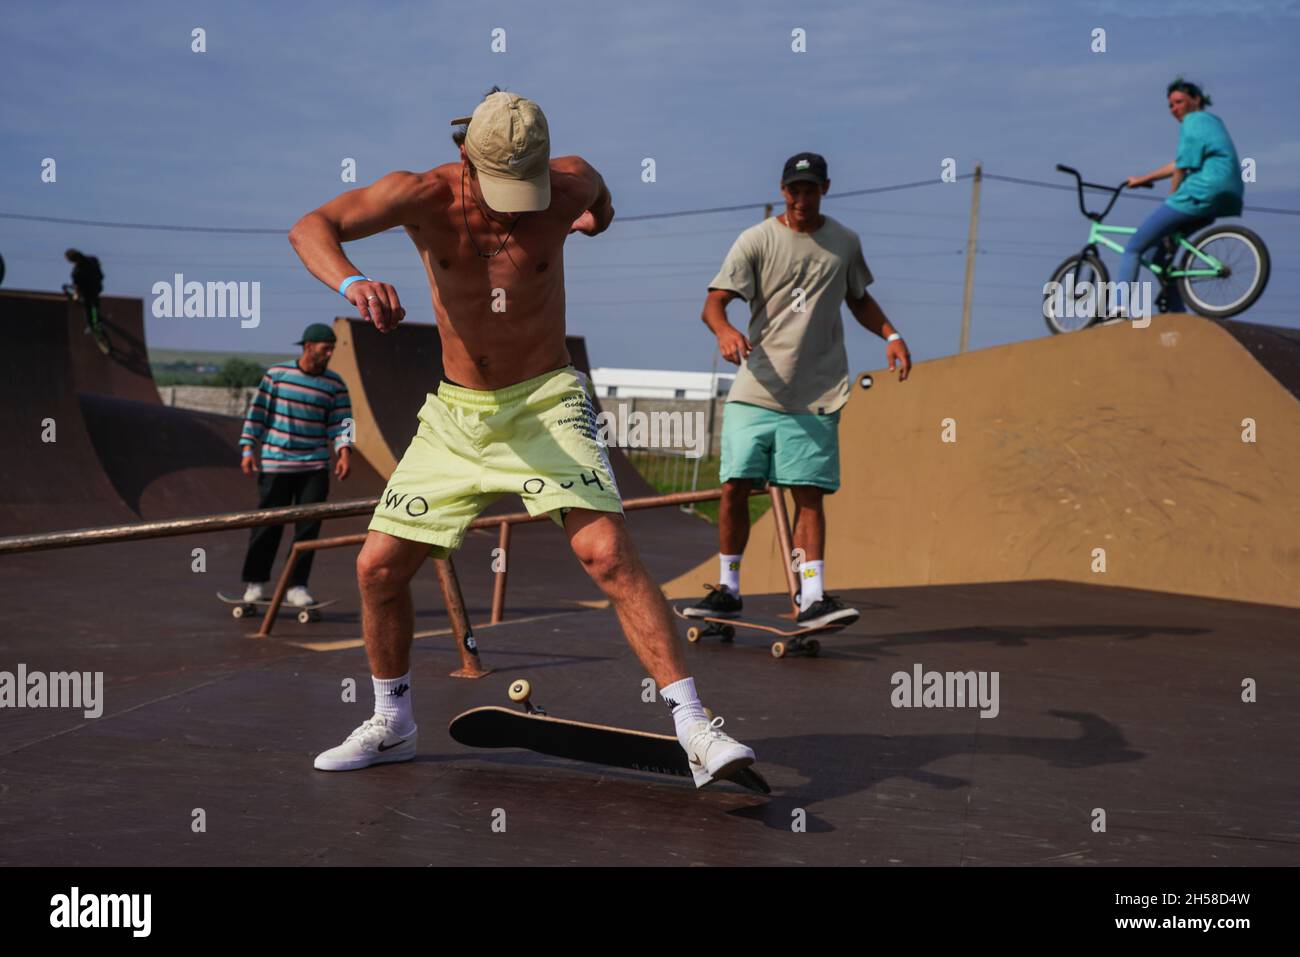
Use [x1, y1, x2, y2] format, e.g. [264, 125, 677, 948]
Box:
[241, 469, 329, 586]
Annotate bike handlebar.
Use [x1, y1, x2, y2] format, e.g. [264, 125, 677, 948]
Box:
[1056, 163, 1152, 222]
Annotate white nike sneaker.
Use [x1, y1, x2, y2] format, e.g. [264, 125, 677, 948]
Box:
[313, 715, 417, 771]
[682, 715, 755, 788]
[243, 582, 266, 602]
[286, 586, 315, 607]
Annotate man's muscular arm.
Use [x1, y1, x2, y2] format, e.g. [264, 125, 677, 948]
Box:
[288, 171, 438, 331]
[560, 156, 615, 236]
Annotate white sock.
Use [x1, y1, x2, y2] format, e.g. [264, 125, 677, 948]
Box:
[798, 560, 825, 611]
[373, 673, 414, 734]
[719, 554, 742, 596]
[661, 677, 708, 744]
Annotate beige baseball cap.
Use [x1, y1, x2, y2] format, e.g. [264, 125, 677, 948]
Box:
[450, 92, 551, 212]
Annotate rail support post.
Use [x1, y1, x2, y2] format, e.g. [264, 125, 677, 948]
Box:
[433, 556, 491, 679]
[490, 522, 511, 625]
[766, 485, 801, 615]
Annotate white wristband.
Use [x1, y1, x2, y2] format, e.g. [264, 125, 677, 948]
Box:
[886, 332, 902, 342]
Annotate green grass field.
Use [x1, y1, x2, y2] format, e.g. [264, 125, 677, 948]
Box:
[623, 452, 771, 526]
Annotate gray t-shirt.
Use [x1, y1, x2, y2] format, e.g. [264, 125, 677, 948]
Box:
[708, 214, 872, 414]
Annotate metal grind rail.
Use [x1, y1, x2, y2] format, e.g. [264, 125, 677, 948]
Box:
[1, 487, 798, 677]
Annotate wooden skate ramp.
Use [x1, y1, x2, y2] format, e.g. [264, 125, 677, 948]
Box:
[0, 289, 386, 534]
[665, 314, 1300, 609]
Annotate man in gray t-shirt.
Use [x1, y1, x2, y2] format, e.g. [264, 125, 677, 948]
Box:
[682, 152, 912, 628]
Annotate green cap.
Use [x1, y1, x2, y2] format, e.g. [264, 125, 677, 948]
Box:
[296, 323, 336, 345]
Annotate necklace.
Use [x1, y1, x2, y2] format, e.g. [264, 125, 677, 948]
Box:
[461, 165, 522, 258]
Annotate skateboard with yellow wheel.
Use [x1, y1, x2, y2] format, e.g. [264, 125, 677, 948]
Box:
[448, 679, 770, 794]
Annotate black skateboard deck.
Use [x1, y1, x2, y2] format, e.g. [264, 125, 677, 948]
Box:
[449, 681, 769, 794]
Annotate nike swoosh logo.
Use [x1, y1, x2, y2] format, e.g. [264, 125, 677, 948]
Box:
[377, 739, 406, 752]
[690, 755, 703, 767]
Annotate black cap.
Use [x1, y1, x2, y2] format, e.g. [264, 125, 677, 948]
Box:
[782, 152, 828, 186]
[296, 322, 336, 345]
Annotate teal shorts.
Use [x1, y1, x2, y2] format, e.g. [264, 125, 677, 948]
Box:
[719, 401, 841, 491]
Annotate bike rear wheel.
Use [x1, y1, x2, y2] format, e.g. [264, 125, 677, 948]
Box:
[1044, 252, 1110, 334]
[1176, 225, 1270, 319]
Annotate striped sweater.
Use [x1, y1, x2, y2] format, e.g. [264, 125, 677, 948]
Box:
[240, 362, 353, 473]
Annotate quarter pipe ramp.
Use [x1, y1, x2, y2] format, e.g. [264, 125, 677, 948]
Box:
[0, 290, 385, 535]
[665, 314, 1300, 609]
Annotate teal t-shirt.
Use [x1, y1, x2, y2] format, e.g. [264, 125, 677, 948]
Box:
[1169, 111, 1243, 217]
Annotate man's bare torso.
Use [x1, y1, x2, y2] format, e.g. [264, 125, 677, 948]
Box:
[401, 158, 593, 390]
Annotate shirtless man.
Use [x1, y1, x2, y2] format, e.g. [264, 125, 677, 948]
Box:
[289, 90, 754, 786]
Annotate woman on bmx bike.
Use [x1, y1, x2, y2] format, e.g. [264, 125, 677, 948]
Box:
[1115, 77, 1244, 317]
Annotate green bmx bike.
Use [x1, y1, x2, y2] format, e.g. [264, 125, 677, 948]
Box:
[1043, 164, 1270, 334]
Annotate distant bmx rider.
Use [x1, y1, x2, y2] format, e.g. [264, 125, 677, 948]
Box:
[1116, 77, 1243, 316]
[237, 322, 355, 609]
[62, 248, 104, 327]
[681, 152, 911, 628]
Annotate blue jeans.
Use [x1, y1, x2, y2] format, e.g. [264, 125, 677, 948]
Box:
[1115, 203, 1212, 313]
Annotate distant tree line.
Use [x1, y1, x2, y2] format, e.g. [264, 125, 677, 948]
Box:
[154, 357, 267, 388]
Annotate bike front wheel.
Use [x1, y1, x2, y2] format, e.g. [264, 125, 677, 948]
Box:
[1043, 252, 1110, 334]
[1176, 225, 1270, 319]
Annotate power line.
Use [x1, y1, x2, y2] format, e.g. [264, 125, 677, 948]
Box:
[2, 169, 1292, 254]
[0, 174, 978, 236]
[983, 172, 1300, 216]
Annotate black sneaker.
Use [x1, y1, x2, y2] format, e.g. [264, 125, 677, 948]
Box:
[679, 584, 743, 619]
[795, 594, 861, 630]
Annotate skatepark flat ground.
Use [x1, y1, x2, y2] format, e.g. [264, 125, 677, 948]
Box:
[3, 289, 1297, 866]
[3, 529, 1295, 865]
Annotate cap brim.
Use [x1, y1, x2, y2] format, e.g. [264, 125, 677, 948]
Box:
[782, 172, 825, 185]
[449, 115, 473, 126]
[477, 170, 551, 212]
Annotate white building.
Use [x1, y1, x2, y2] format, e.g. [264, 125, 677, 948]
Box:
[589, 367, 734, 400]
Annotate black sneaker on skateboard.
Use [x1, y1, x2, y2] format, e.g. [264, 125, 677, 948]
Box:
[795, 594, 860, 631]
[678, 584, 743, 619]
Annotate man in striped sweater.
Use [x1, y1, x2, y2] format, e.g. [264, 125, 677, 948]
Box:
[238, 323, 354, 607]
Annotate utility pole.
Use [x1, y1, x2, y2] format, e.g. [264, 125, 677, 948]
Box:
[959, 162, 982, 354]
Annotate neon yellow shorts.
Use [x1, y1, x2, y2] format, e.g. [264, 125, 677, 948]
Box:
[368, 367, 623, 555]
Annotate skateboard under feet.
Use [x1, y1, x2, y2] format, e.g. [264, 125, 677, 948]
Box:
[448, 679, 770, 794]
[217, 593, 338, 624]
[673, 605, 860, 658]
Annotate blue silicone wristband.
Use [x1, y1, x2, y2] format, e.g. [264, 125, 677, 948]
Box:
[338, 275, 370, 299]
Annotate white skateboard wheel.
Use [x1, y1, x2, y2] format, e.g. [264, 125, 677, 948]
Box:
[508, 679, 532, 703]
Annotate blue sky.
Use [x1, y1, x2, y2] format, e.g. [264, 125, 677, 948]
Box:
[4, 0, 1298, 374]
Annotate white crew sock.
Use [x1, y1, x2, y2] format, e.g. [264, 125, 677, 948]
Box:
[719, 554, 742, 597]
[660, 677, 709, 744]
[798, 560, 825, 611]
[373, 673, 414, 734]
